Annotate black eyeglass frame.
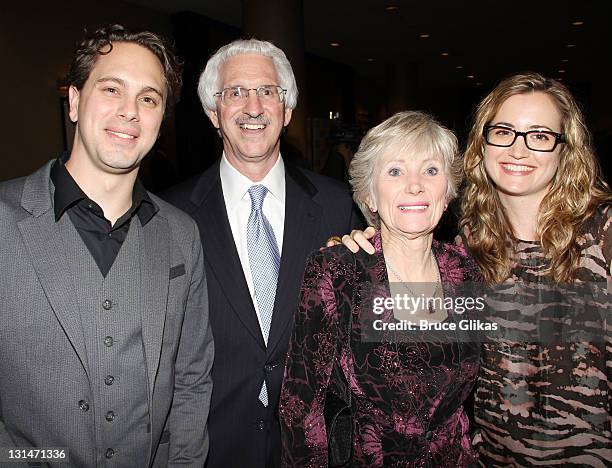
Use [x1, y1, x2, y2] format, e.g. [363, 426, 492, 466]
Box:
[213, 85, 288, 104]
[483, 125, 565, 152]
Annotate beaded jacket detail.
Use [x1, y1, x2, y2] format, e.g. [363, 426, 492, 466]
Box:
[280, 232, 483, 467]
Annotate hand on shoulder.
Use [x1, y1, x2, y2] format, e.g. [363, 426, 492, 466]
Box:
[326, 226, 377, 254]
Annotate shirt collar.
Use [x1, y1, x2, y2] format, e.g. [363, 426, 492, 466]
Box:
[219, 153, 286, 212]
[50, 153, 87, 221]
[50, 153, 158, 225]
[131, 177, 158, 226]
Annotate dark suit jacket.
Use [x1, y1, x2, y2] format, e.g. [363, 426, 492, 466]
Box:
[162, 159, 362, 468]
[0, 161, 214, 467]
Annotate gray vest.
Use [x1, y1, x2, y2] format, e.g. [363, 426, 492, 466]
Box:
[61, 215, 150, 467]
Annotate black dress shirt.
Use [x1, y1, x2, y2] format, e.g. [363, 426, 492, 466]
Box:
[50, 155, 157, 277]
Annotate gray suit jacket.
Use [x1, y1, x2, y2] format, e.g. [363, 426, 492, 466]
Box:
[0, 161, 214, 467]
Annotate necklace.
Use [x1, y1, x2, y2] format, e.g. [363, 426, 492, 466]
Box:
[385, 252, 442, 314]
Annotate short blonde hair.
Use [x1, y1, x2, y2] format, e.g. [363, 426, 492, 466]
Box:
[349, 111, 461, 227]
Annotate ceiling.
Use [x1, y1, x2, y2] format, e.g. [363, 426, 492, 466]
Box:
[125, 0, 610, 90]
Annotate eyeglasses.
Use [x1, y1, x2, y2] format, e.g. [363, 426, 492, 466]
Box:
[213, 85, 287, 105]
[483, 125, 565, 152]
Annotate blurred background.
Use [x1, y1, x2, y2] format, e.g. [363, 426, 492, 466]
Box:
[2, 0, 610, 195]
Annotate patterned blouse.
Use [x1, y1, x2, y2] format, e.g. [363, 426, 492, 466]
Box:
[472, 205, 612, 467]
[280, 232, 483, 467]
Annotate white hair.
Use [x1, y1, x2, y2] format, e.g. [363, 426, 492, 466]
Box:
[197, 38, 298, 112]
[349, 111, 461, 228]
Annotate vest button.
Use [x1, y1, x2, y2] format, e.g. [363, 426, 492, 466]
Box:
[102, 299, 112, 310]
[104, 375, 115, 386]
[104, 336, 114, 347]
[78, 400, 89, 412]
[105, 411, 115, 422]
[105, 448, 115, 459]
[256, 418, 265, 431]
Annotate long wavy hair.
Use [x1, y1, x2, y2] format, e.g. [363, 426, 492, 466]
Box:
[460, 72, 611, 283]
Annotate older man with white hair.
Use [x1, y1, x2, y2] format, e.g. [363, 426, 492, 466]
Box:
[163, 39, 361, 467]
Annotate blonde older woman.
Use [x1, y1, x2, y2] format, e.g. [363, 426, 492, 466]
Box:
[279, 111, 483, 467]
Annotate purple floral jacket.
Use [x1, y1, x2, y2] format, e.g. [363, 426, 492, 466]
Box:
[280, 232, 483, 467]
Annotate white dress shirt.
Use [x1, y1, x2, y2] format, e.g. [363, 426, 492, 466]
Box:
[220, 154, 286, 339]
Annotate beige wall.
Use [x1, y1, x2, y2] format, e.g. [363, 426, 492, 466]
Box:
[0, 1, 172, 181]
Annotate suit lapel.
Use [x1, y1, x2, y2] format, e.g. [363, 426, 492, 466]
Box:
[267, 166, 322, 356]
[138, 215, 170, 394]
[17, 162, 90, 377]
[192, 166, 266, 350]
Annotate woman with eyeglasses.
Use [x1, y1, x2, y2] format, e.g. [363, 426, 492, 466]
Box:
[460, 72, 611, 467]
[337, 72, 612, 466]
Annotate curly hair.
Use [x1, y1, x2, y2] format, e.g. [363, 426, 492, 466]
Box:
[460, 72, 611, 283]
[66, 24, 182, 111]
[349, 110, 462, 228]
